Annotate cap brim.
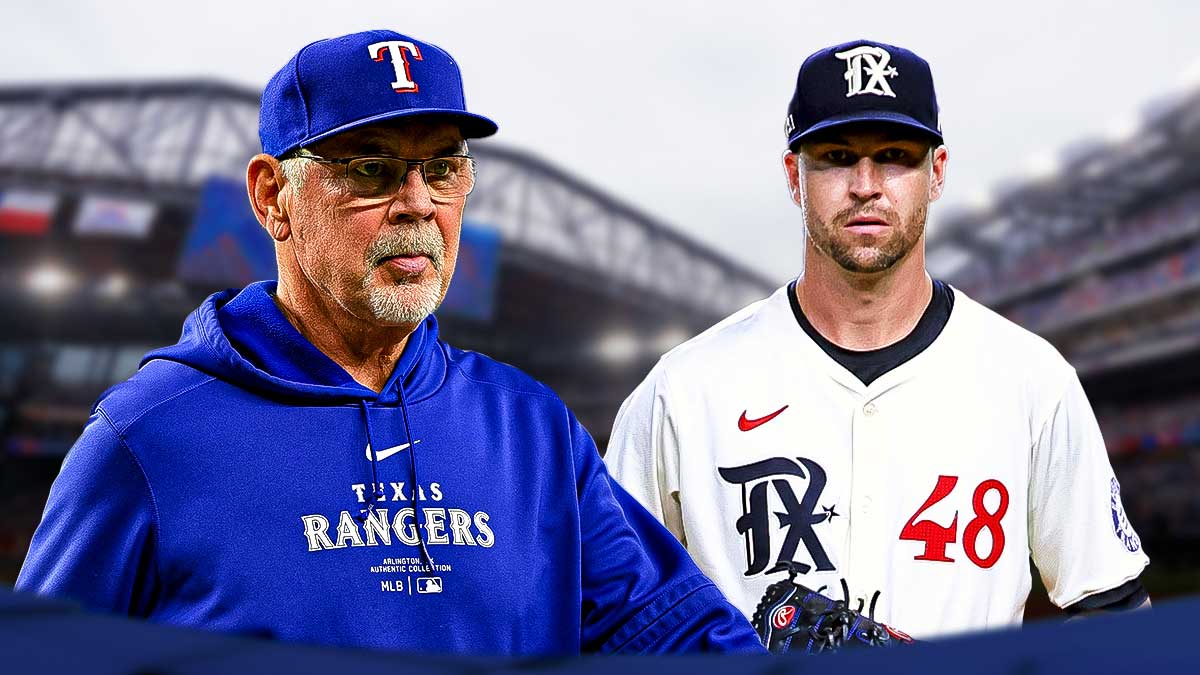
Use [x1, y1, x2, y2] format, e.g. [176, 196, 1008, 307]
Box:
[787, 111, 942, 151]
[281, 108, 499, 157]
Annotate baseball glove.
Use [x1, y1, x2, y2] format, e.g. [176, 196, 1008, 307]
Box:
[751, 563, 915, 654]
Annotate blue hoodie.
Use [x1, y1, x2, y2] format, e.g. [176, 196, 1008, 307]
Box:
[17, 281, 764, 655]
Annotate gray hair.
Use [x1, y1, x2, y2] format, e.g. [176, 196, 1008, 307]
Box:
[278, 155, 309, 191]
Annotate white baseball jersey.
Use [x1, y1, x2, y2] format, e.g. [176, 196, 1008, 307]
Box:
[605, 283, 1149, 639]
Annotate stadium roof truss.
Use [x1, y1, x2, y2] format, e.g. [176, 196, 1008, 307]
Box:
[466, 144, 774, 317]
[0, 81, 775, 318]
[0, 82, 259, 201]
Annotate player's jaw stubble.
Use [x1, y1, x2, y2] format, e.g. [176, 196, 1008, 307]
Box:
[805, 202, 928, 274]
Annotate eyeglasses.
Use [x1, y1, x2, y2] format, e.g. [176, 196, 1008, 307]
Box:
[293, 151, 477, 201]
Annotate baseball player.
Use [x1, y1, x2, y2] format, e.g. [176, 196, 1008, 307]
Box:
[605, 39, 1150, 641]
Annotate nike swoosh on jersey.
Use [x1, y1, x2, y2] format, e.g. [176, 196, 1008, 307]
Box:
[738, 405, 789, 432]
[365, 439, 422, 462]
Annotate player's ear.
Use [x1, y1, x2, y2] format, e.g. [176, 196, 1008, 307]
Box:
[247, 153, 292, 242]
[782, 150, 803, 207]
[928, 145, 948, 203]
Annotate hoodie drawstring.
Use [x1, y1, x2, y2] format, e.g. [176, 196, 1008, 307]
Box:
[356, 393, 435, 570]
[357, 400, 386, 520]
[398, 381, 435, 569]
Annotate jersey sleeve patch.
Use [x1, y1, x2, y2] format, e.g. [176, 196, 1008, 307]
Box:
[1109, 477, 1142, 553]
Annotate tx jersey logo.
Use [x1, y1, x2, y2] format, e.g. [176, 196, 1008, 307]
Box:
[719, 457, 835, 576]
[738, 405, 789, 432]
[835, 45, 898, 98]
[366, 439, 422, 462]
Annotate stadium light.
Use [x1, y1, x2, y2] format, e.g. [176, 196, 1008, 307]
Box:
[1177, 57, 1200, 91]
[1104, 114, 1141, 145]
[967, 189, 993, 213]
[595, 331, 640, 364]
[99, 273, 130, 299]
[26, 263, 74, 298]
[654, 327, 692, 354]
[1024, 151, 1059, 182]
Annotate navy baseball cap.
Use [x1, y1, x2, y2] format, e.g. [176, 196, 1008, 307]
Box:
[785, 39, 942, 151]
[259, 29, 498, 157]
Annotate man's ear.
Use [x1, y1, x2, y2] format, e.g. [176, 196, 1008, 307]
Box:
[782, 150, 803, 206]
[247, 154, 291, 241]
[928, 145, 948, 203]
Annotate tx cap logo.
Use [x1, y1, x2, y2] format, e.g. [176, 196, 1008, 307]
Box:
[835, 45, 898, 98]
[368, 40, 424, 93]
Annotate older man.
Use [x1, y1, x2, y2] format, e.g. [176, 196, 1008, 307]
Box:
[16, 30, 763, 655]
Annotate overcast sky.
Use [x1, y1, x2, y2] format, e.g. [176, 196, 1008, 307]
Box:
[5, 1, 1200, 283]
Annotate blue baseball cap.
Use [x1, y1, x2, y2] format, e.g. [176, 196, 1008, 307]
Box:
[785, 39, 942, 151]
[259, 29, 498, 157]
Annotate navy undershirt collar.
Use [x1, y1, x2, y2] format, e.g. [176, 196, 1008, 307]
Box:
[788, 278, 955, 386]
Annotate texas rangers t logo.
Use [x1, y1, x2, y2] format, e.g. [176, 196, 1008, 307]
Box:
[718, 457, 835, 576]
[835, 46, 898, 98]
[368, 40, 424, 92]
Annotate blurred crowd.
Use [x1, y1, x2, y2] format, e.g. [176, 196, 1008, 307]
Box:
[1099, 395, 1200, 456]
[1068, 298, 1200, 374]
[1001, 240, 1200, 332]
[956, 188, 1200, 304]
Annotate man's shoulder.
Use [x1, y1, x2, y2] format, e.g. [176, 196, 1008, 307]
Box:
[946, 286, 1076, 382]
[440, 341, 562, 404]
[95, 359, 218, 435]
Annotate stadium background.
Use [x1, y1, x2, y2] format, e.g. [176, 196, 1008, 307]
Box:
[2, 3, 1199, 626]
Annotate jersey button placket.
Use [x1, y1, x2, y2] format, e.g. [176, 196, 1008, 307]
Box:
[856, 401, 879, 521]
[850, 397, 885, 593]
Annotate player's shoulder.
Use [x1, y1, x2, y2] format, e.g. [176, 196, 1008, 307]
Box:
[654, 284, 793, 378]
[947, 285, 1076, 383]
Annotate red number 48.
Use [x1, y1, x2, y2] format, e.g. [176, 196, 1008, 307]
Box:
[899, 475, 1009, 569]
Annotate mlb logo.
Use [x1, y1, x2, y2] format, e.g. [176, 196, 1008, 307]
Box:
[416, 577, 443, 594]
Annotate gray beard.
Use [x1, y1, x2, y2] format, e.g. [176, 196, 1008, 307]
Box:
[362, 226, 448, 325]
[365, 278, 445, 325]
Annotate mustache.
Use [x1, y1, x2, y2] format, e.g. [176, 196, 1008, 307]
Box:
[832, 206, 899, 226]
[365, 227, 445, 272]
